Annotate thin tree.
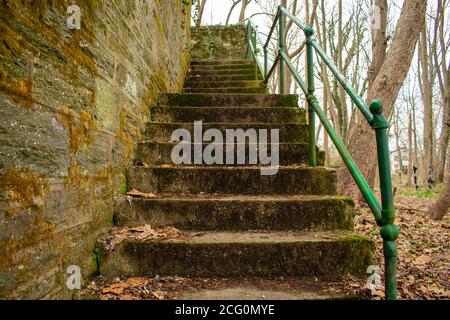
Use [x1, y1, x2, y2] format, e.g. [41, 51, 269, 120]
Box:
[194, 0, 208, 27]
[226, 0, 242, 25]
[419, 23, 434, 183]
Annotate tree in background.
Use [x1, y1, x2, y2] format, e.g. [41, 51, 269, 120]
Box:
[193, 0, 207, 27]
[338, 0, 428, 199]
[427, 168, 450, 220]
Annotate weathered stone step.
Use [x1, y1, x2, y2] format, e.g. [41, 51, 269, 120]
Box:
[190, 59, 254, 65]
[184, 87, 267, 94]
[184, 80, 265, 89]
[177, 277, 361, 300]
[135, 142, 324, 166]
[144, 123, 309, 143]
[114, 195, 354, 231]
[186, 74, 257, 82]
[149, 107, 306, 123]
[126, 166, 337, 195]
[98, 231, 374, 278]
[191, 63, 255, 71]
[188, 68, 257, 76]
[160, 93, 298, 108]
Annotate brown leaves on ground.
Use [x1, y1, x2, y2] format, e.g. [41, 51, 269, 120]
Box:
[102, 278, 149, 295]
[78, 276, 230, 300]
[77, 276, 358, 301]
[354, 195, 450, 300]
[100, 225, 194, 252]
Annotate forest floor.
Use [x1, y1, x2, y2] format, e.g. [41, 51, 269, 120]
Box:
[77, 187, 449, 301]
[348, 187, 449, 300]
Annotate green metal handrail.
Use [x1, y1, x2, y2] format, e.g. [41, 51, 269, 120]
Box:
[245, 5, 399, 300]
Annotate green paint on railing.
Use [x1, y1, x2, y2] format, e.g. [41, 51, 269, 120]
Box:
[245, 4, 398, 300]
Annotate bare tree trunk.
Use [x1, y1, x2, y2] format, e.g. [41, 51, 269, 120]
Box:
[196, 0, 208, 27]
[419, 27, 434, 184]
[338, 0, 428, 199]
[368, 0, 388, 92]
[320, 0, 329, 165]
[407, 112, 413, 186]
[226, 0, 242, 26]
[437, 69, 450, 181]
[411, 95, 419, 167]
[278, 0, 287, 94]
[426, 174, 450, 220]
[337, 0, 348, 139]
[434, 0, 449, 181]
[239, 0, 251, 23]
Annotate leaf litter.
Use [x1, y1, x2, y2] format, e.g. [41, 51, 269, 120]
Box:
[100, 225, 202, 252]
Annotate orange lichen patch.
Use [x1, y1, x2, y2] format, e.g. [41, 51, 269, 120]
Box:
[0, 214, 56, 271]
[58, 105, 97, 189]
[64, 160, 90, 190]
[60, 30, 98, 78]
[0, 169, 47, 215]
[0, 68, 35, 109]
[0, 169, 55, 271]
[0, 1, 98, 80]
[57, 106, 97, 154]
[116, 105, 137, 166]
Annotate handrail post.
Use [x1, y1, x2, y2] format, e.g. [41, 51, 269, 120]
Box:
[305, 27, 317, 167]
[278, 8, 285, 94]
[370, 100, 399, 301]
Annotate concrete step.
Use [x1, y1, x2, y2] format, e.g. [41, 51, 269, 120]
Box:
[184, 87, 267, 94]
[126, 166, 337, 195]
[188, 68, 257, 76]
[114, 195, 354, 231]
[143, 123, 309, 143]
[191, 63, 256, 71]
[135, 142, 324, 166]
[184, 80, 265, 89]
[160, 93, 298, 108]
[149, 107, 306, 123]
[186, 74, 257, 82]
[177, 279, 360, 300]
[98, 231, 374, 278]
[77, 276, 365, 300]
[190, 59, 254, 65]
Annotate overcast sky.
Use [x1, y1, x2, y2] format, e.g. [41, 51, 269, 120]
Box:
[200, 0, 406, 26]
[197, 1, 446, 150]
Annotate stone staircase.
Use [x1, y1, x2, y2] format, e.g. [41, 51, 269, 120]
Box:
[97, 58, 374, 299]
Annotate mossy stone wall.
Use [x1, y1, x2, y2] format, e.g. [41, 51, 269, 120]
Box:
[0, 0, 190, 299]
[191, 25, 246, 60]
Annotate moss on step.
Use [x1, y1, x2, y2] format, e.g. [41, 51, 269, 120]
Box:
[126, 166, 338, 196]
[160, 93, 299, 108]
[114, 195, 355, 231]
[184, 87, 267, 94]
[135, 142, 321, 166]
[189, 68, 258, 76]
[148, 106, 306, 123]
[98, 231, 374, 278]
[143, 122, 309, 143]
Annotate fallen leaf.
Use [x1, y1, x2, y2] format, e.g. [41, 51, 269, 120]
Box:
[102, 283, 127, 295]
[415, 255, 432, 266]
[151, 291, 166, 300]
[126, 277, 149, 287]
